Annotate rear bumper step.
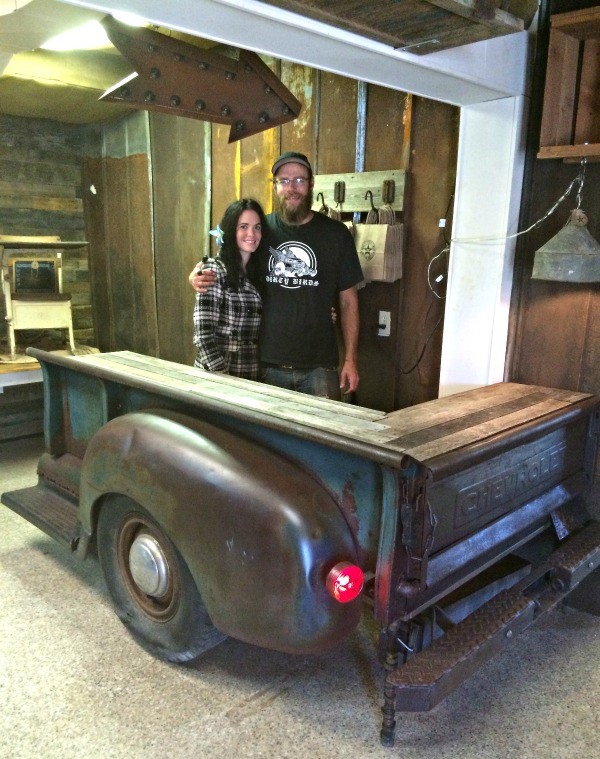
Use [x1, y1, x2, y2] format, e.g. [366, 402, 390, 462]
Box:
[386, 520, 600, 713]
[1, 484, 80, 549]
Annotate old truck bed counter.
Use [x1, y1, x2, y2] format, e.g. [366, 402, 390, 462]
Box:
[31, 347, 598, 465]
[3, 348, 600, 748]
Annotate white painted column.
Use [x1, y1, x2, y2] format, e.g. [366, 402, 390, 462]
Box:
[438, 95, 528, 397]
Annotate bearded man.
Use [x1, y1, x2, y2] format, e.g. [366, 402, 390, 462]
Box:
[190, 152, 363, 399]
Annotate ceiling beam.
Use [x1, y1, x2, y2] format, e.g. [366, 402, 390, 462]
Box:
[58, 0, 532, 106]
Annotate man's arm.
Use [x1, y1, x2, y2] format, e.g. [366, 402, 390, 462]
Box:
[338, 286, 359, 394]
[189, 261, 217, 293]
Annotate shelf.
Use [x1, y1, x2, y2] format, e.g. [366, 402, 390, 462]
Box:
[538, 6, 600, 161]
[538, 143, 600, 162]
[0, 236, 88, 249]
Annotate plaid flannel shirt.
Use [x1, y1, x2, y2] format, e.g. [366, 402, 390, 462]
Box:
[193, 258, 262, 380]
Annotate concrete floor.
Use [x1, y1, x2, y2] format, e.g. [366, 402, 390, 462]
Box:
[1, 434, 600, 759]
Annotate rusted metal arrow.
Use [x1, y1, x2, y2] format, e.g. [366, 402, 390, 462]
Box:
[99, 16, 301, 143]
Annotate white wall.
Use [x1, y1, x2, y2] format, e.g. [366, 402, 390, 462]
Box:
[438, 95, 529, 396]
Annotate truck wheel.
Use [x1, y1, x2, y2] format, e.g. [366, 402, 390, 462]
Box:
[97, 495, 226, 663]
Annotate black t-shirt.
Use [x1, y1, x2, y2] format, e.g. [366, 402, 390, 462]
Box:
[258, 212, 363, 368]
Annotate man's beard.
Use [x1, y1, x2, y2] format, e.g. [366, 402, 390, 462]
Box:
[277, 189, 313, 225]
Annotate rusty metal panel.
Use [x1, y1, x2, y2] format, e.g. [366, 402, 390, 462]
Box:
[427, 422, 591, 550]
[382, 520, 600, 733]
[100, 18, 301, 142]
[76, 409, 362, 653]
[389, 590, 537, 711]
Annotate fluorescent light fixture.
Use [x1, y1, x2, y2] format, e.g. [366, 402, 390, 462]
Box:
[112, 11, 147, 27]
[40, 14, 146, 52]
[41, 20, 110, 51]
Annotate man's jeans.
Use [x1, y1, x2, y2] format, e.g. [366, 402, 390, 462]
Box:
[261, 365, 340, 400]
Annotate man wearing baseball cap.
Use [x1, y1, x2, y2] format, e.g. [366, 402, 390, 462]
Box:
[190, 151, 363, 399]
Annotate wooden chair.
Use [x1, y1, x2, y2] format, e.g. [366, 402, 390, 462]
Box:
[1, 236, 76, 361]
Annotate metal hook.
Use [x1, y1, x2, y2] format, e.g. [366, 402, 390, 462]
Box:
[316, 192, 326, 206]
[365, 190, 377, 212]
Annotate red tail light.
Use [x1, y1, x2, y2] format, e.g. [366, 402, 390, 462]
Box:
[326, 561, 364, 603]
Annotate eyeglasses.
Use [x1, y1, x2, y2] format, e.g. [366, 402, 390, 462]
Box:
[273, 177, 310, 187]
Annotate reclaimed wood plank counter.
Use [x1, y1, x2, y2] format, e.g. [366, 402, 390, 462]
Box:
[28, 348, 598, 471]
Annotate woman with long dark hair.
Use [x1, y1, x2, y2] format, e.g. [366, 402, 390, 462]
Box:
[193, 198, 266, 380]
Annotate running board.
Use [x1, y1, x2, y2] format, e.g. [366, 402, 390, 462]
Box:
[1, 484, 80, 550]
[381, 521, 600, 744]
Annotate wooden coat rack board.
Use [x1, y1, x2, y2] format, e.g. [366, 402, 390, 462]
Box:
[310, 170, 405, 214]
[309, 170, 405, 284]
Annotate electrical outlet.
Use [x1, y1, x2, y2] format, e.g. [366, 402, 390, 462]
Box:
[378, 311, 391, 337]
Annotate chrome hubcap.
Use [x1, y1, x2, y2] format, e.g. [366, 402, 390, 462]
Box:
[128, 533, 170, 597]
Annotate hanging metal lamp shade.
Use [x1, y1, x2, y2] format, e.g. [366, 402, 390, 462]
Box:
[532, 209, 600, 283]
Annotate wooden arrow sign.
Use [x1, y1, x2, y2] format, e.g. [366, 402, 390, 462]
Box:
[99, 16, 302, 142]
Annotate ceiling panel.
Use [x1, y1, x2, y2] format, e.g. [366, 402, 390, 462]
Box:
[255, 0, 538, 54]
[0, 0, 538, 124]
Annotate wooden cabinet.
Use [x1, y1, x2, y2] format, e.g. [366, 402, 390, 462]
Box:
[538, 5, 600, 160]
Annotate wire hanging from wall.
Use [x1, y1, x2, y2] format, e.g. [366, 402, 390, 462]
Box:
[399, 194, 453, 375]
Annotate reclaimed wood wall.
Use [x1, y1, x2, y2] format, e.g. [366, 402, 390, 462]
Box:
[82, 110, 211, 361]
[510, 158, 600, 394]
[82, 112, 157, 356]
[0, 114, 93, 348]
[1, 58, 458, 413]
[207, 61, 458, 410]
[150, 113, 211, 363]
[508, 0, 600, 397]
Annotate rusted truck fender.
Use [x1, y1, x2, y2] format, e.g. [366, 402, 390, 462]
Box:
[78, 409, 362, 654]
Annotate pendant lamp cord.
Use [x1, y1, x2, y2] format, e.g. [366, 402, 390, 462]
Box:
[451, 158, 588, 245]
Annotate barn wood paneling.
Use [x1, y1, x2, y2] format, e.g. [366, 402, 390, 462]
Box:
[280, 62, 318, 162]
[211, 124, 240, 233]
[354, 88, 411, 411]
[150, 113, 211, 364]
[316, 72, 357, 175]
[364, 87, 411, 171]
[239, 122, 278, 212]
[512, 157, 600, 395]
[83, 153, 157, 355]
[239, 57, 281, 210]
[82, 157, 110, 351]
[0, 382, 43, 441]
[0, 114, 93, 350]
[355, 94, 457, 411]
[396, 97, 458, 409]
[510, 0, 600, 397]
